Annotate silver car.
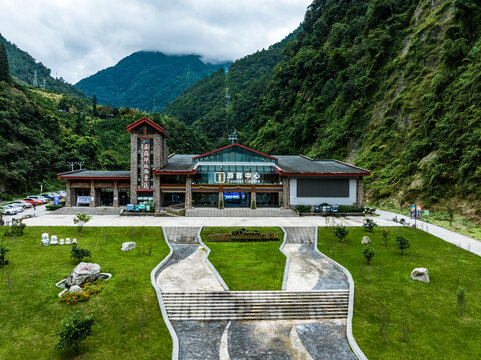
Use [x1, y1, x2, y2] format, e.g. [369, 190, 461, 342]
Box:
[12, 200, 33, 208]
[2, 205, 24, 215]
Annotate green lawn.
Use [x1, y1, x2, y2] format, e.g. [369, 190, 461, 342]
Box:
[201, 227, 285, 291]
[318, 227, 481, 360]
[0, 226, 172, 359]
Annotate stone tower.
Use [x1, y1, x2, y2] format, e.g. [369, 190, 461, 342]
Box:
[126, 117, 169, 208]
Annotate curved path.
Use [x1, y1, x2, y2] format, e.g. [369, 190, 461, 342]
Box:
[155, 226, 362, 359]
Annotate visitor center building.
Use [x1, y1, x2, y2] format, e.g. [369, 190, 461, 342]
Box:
[59, 117, 370, 209]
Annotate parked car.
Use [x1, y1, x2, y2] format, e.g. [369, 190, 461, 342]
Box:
[23, 198, 43, 205]
[28, 195, 49, 204]
[2, 204, 24, 215]
[41, 193, 55, 200]
[12, 200, 33, 208]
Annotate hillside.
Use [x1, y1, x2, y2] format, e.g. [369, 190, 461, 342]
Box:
[163, 28, 300, 147]
[0, 81, 209, 199]
[76, 51, 230, 111]
[0, 33, 86, 98]
[164, 0, 481, 216]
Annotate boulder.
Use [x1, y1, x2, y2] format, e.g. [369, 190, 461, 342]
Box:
[69, 285, 84, 294]
[410, 268, 429, 283]
[121, 242, 136, 252]
[361, 236, 371, 245]
[65, 262, 101, 287]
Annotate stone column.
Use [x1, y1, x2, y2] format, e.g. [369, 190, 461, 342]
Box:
[282, 176, 290, 209]
[251, 191, 256, 208]
[130, 133, 138, 205]
[66, 180, 71, 207]
[185, 176, 192, 209]
[356, 177, 365, 206]
[113, 180, 119, 208]
[218, 191, 224, 208]
[90, 180, 95, 208]
[154, 176, 161, 211]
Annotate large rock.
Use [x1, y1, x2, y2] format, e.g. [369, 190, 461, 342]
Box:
[69, 285, 84, 294]
[121, 242, 136, 252]
[410, 268, 430, 283]
[361, 236, 371, 245]
[65, 262, 101, 287]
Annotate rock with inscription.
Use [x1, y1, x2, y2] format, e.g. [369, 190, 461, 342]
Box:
[361, 236, 371, 245]
[121, 242, 136, 252]
[65, 262, 101, 287]
[410, 268, 429, 283]
[69, 285, 84, 294]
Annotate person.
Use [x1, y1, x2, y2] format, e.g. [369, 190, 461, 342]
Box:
[33, 202, 36, 211]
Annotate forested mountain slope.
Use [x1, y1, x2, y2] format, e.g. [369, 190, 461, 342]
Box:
[0, 33, 86, 98]
[76, 51, 230, 112]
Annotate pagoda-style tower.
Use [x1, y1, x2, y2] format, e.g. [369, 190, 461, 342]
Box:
[126, 117, 169, 208]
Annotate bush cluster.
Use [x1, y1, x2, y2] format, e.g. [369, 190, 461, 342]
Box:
[58, 281, 103, 305]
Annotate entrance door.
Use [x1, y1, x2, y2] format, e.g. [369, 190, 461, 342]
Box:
[224, 192, 250, 207]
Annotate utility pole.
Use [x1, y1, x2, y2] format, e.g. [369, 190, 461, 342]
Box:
[228, 130, 238, 144]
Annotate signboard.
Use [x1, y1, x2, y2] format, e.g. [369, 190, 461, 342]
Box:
[424, 210, 430, 217]
[77, 196, 90, 205]
[416, 205, 422, 219]
[53, 196, 59, 206]
[126, 204, 134, 211]
[140, 139, 151, 189]
[214, 171, 261, 184]
[410, 205, 416, 219]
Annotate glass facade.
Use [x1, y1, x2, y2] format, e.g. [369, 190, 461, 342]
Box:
[194, 164, 278, 185]
[194, 146, 277, 164]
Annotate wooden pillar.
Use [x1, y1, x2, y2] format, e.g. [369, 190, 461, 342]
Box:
[113, 180, 119, 208]
[282, 176, 290, 209]
[356, 177, 365, 206]
[185, 177, 192, 209]
[66, 180, 72, 207]
[89, 180, 95, 208]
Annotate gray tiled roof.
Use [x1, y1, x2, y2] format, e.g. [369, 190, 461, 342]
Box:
[275, 156, 369, 174]
[159, 155, 197, 171]
[59, 170, 130, 178]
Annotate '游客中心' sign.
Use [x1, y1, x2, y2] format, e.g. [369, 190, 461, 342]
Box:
[140, 139, 151, 189]
[214, 172, 261, 184]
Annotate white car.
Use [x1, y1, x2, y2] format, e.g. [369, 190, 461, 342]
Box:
[2, 205, 24, 215]
[12, 200, 33, 208]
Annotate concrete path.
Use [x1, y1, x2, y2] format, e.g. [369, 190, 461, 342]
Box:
[186, 208, 298, 217]
[22, 214, 399, 227]
[376, 209, 481, 257]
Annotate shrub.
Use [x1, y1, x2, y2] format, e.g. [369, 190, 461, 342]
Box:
[381, 228, 391, 246]
[71, 245, 92, 263]
[296, 205, 311, 213]
[363, 218, 377, 232]
[219, 200, 224, 209]
[457, 287, 466, 317]
[395, 235, 410, 255]
[0, 242, 9, 266]
[363, 245, 375, 264]
[55, 310, 95, 355]
[333, 225, 349, 243]
[58, 281, 103, 305]
[338, 205, 364, 213]
[251, 200, 256, 209]
[6, 219, 26, 237]
[73, 214, 91, 233]
[46, 201, 65, 211]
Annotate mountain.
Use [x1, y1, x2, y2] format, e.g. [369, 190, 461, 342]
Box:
[75, 51, 231, 111]
[0, 33, 86, 98]
[163, 28, 300, 146]
[163, 0, 481, 215]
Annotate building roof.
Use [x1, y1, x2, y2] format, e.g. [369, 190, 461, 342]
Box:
[153, 155, 197, 175]
[192, 143, 278, 161]
[275, 156, 370, 176]
[125, 116, 169, 136]
[58, 170, 131, 180]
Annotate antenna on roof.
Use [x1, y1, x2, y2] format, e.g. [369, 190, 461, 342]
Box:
[228, 129, 238, 144]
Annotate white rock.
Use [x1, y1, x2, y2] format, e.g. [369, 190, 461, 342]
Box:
[59, 239, 65, 245]
[361, 236, 371, 245]
[50, 236, 58, 245]
[65, 238, 71, 245]
[65, 262, 101, 287]
[121, 242, 136, 252]
[410, 268, 430, 283]
[72, 238, 77, 245]
[69, 285, 84, 294]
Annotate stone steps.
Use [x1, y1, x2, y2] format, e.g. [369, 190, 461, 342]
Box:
[162, 290, 349, 321]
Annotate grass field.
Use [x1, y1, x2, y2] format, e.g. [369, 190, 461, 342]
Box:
[0, 226, 172, 359]
[318, 227, 481, 360]
[201, 227, 285, 291]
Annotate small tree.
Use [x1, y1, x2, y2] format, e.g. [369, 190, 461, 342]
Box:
[381, 228, 391, 247]
[447, 207, 454, 226]
[0, 44, 10, 83]
[0, 243, 9, 266]
[251, 200, 256, 209]
[219, 200, 224, 209]
[333, 225, 349, 243]
[71, 245, 92, 263]
[74, 214, 91, 233]
[457, 287, 466, 317]
[395, 235, 410, 255]
[363, 245, 375, 265]
[363, 218, 377, 232]
[6, 219, 26, 237]
[55, 310, 94, 356]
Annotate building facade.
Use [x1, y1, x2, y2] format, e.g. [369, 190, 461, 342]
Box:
[59, 117, 370, 209]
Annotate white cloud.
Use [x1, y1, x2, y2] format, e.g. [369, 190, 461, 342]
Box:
[0, 0, 311, 83]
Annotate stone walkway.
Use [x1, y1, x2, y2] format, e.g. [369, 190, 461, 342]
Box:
[50, 206, 123, 215]
[186, 208, 298, 217]
[155, 227, 360, 359]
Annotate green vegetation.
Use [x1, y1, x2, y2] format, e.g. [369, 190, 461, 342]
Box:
[0, 43, 10, 82]
[70, 244, 92, 263]
[0, 226, 172, 359]
[74, 213, 92, 233]
[202, 227, 285, 290]
[76, 51, 230, 112]
[55, 310, 95, 355]
[318, 227, 481, 359]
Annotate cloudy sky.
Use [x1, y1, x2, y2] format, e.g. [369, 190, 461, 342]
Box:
[0, 0, 312, 83]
